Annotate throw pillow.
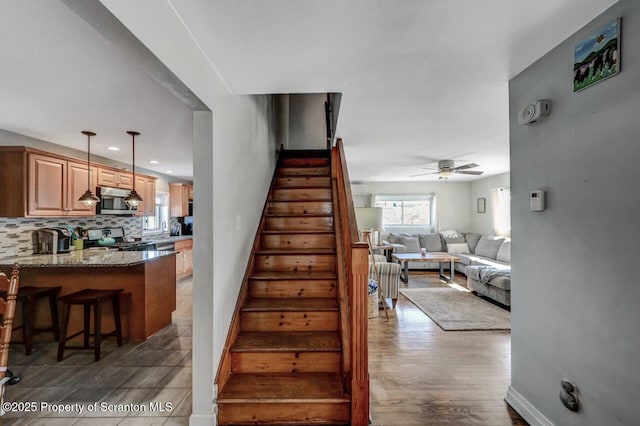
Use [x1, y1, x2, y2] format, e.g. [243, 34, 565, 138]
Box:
[418, 233, 443, 252]
[496, 241, 511, 263]
[387, 233, 403, 244]
[440, 229, 462, 238]
[400, 236, 421, 253]
[446, 243, 470, 255]
[464, 233, 482, 253]
[474, 236, 505, 260]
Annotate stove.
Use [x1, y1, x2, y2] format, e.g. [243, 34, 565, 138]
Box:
[84, 227, 156, 251]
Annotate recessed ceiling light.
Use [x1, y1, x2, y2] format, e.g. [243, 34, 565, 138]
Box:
[107, 146, 120, 151]
[165, 170, 173, 174]
[149, 160, 159, 164]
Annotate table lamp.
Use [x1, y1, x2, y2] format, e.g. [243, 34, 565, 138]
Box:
[355, 207, 383, 245]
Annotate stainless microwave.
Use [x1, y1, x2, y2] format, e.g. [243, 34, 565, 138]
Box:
[96, 187, 137, 215]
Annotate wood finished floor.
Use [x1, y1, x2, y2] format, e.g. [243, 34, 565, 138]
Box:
[3, 271, 525, 425]
[369, 271, 526, 426]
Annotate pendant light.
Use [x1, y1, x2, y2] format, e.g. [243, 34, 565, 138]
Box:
[78, 131, 100, 207]
[124, 131, 143, 207]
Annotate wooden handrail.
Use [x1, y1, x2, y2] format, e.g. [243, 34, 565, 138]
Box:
[331, 138, 369, 426]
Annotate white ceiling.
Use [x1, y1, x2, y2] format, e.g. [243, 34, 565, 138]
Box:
[0, 0, 617, 182]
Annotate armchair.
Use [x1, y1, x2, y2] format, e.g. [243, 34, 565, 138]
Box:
[369, 254, 400, 308]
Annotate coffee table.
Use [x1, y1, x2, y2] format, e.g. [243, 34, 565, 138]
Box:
[391, 252, 461, 283]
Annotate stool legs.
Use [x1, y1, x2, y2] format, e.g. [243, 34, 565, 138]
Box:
[94, 301, 102, 362]
[48, 292, 60, 341]
[22, 297, 35, 356]
[57, 302, 72, 362]
[83, 304, 91, 348]
[112, 296, 122, 347]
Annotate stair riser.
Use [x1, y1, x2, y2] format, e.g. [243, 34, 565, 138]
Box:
[280, 157, 329, 167]
[240, 312, 339, 332]
[271, 188, 331, 201]
[278, 166, 329, 176]
[231, 352, 341, 374]
[249, 280, 337, 298]
[260, 234, 335, 250]
[218, 402, 350, 424]
[255, 254, 336, 272]
[267, 201, 333, 215]
[275, 177, 331, 187]
[265, 216, 333, 231]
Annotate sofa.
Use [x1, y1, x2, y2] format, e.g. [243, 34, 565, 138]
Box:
[369, 254, 400, 308]
[384, 231, 511, 306]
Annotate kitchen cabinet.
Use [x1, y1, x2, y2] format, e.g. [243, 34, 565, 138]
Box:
[169, 183, 192, 217]
[0, 146, 159, 218]
[175, 238, 193, 279]
[134, 176, 156, 217]
[27, 153, 97, 217]
[97, 167, 133, 190]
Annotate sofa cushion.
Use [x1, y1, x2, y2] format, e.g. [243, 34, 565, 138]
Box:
[387, 233, 403, 244]
[440, 229, 463, 238]
[400, 236, 421, 253]
[418, 233, 443, 252]
[474, 236, 505, 259]
[496, 241, 511, 263]
[465, 266, 511, 290]
[456, 254, 474, 266]
[472, 258, 511, 269]
[446, 243, 470, 255]
[464, 233, 482, 253]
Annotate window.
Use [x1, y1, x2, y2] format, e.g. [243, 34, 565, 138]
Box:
[491, 188, 511, 237]
[143, 192, 169, 234]
[374, 194, 435, 229]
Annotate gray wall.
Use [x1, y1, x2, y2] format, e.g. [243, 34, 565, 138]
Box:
[469, 172, 510, 235]
[288, 93, 327, 149]
[508, 1, 640, 425]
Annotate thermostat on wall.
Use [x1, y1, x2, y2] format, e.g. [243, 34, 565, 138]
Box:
[530, 190, 545, 211]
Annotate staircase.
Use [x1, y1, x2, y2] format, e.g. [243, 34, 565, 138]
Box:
[216, 150, 352, 425]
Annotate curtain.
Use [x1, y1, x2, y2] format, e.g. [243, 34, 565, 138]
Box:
[491, 188, 511, 237]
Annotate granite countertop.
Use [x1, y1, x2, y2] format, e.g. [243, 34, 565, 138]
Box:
[145, 235, 193, 244]
[0, 249, 177, 268]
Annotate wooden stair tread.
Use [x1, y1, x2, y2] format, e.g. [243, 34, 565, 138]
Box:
[250, 271, 336, 280]
[268, 198, 332, 203]
[242, 298, 338, 312]
[232, 331, 341, 352]
[255, 248, 336, 255]
[260, 230, 334, 235]
[265, 213, 333, 217]
[273, 185, 331, 189]
[217, 373, 348, 403]
[278, 164, 329, 168]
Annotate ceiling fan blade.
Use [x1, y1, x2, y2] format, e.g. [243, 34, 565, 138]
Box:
[410, 171, 439, 177]
[456, 170, 484, 175]
[420, 166, 439, 170]
[453, 163, 479, 171]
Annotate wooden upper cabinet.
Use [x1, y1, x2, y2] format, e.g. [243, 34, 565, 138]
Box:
[97, 167, 133, 190]
[134, 176, 156, 217]
[28, 154, 66, 216]
[27, 155, 97, 216]
[67, 161, 98, 215]
[169, 183, 192, 217]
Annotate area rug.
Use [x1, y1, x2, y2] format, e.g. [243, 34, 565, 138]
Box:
[399, 287, 510, 331]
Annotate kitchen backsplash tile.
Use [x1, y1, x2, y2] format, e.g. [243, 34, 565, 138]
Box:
[0, 216, 143, 258]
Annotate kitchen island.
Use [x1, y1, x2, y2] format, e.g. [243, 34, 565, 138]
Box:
[0, 249, 177, 341]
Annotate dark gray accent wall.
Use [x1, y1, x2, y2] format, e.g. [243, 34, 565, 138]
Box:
[509, 1, 640, 425]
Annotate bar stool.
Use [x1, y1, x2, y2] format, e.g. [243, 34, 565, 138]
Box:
[10, 286, 62, 355]
[57, 289, 124, 362]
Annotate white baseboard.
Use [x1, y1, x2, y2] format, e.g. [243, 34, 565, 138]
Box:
[189, 413, 216, 426]
[506, 386, 554, 426]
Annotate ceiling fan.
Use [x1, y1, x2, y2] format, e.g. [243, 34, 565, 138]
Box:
[411, 160, 484, 179]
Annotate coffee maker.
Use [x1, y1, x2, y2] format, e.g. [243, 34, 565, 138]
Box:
[33, 227, 72, 254]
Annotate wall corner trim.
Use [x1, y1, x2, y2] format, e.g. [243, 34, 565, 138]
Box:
[189, 413, 216, 426]
[506, 386, 554, 426]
